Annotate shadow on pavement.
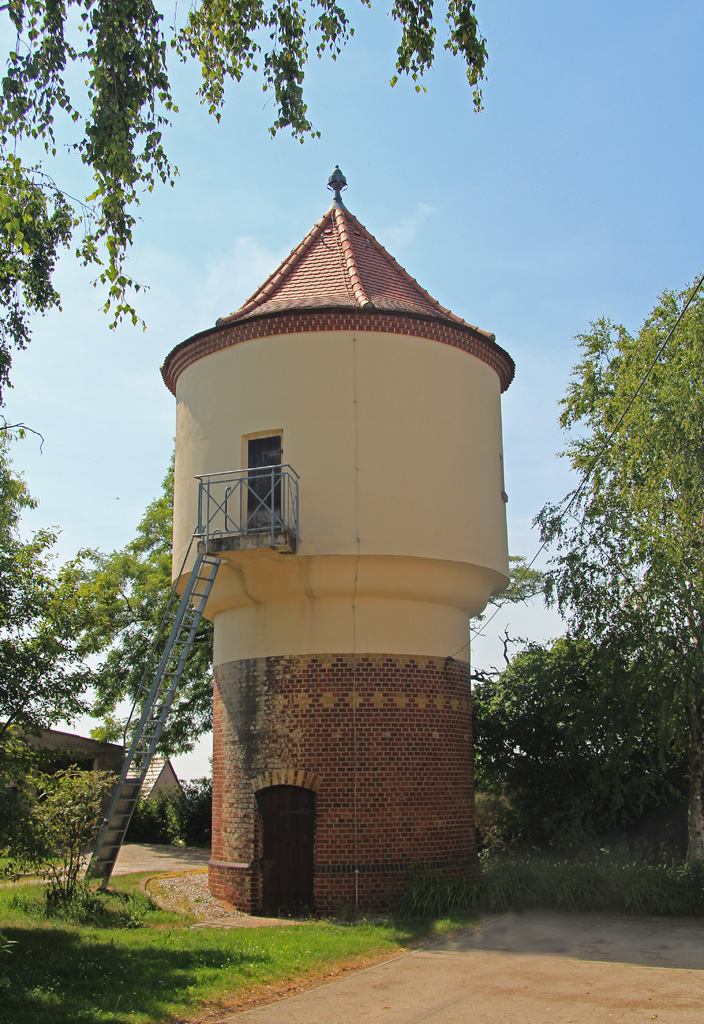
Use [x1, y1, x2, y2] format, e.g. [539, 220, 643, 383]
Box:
[431, 909, 704, 970]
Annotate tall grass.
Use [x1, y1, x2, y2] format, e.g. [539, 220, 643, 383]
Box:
[392, 877, 484, 918]
[394, 853, 704, 918]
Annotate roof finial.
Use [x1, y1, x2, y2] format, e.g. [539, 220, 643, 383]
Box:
[327, 165, 347, 208]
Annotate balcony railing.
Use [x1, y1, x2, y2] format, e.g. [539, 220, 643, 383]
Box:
[196, 466, 299, 552]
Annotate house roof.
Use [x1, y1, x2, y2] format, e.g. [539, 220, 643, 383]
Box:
[161, 169, 515, 393]
[140, 757, 182, 800]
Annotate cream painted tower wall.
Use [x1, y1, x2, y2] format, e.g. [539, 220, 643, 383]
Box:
[172, 326, 509, 664]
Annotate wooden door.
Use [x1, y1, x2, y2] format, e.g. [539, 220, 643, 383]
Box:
[258, 786, 315, 917]
[247, 435, 282, 530]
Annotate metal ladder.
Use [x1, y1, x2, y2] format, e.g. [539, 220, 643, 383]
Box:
[86, 537, 220, 885]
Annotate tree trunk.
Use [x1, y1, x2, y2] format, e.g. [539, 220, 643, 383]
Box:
[686, 697, 704, 862]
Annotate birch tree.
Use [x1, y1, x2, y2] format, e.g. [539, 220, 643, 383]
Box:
[536, 277, 704, 860]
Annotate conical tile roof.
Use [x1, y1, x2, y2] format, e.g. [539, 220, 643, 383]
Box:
[218, 204, 488, 329]
[162, 173, 514, 394]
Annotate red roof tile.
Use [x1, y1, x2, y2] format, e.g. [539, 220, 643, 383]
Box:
[161, 196, 515, 393]
[218, 205, 494, 338]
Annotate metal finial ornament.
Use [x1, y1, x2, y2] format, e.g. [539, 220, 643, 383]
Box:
[327, 165, 347, 206]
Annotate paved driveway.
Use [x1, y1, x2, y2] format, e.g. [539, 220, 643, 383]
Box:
[111, 843, 210, 875]
[216, 910, 704, 1024]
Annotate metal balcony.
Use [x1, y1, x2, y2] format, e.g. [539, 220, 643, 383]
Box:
[196, 466, 299, 554]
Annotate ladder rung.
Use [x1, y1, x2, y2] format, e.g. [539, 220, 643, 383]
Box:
[87, 547, 220, 887]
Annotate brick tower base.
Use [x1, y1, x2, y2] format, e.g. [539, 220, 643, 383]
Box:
[209, 653, 477, 914]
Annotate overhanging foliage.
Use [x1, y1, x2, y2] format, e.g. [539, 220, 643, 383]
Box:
[0, 0, 488, 403]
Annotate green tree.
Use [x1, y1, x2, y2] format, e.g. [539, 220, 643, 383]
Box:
[0, 727, 42, 863]
[0, 433, 91, 739]
[535, 277, 704, 860]
[0, 0, 487, 403]
[5, 767, 115, 901]
[0, 434, 95, 870]
[477, 554, 545, 623]
[473, 636, 686, 848]
[82, 457, 213, 754]
[469, 554, 545, 683]
[0, 163, 72, 400]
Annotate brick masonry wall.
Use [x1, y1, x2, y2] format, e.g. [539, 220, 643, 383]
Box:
[209, 653, 477, 913]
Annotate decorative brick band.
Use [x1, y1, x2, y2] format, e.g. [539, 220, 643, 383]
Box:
[251, 768, 323, 793]
[161, 308, 515, 395]
[318, 857, 476, 874]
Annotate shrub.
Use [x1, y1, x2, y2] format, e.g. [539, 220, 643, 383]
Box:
[474, 792, 512, 855]
[125, 787, 186, 845]
[394, 852, 704, 918]
[182, 777, 212, 846]
[125, 777, 212, 846]
[5, 768, 114, 901]
[0, 730, 45, 863]
[394, 875, 484, 918]
[472, 638, 688, 851]
[0, 928, 15, 988]
[44, 882, 155, 927]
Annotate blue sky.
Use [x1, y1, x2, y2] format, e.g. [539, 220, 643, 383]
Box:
[4, 0, 703, 777]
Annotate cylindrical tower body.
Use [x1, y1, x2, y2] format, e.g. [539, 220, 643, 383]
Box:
[162, 181, 514, 913]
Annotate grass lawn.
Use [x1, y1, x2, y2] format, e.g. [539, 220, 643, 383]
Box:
[0, 874, 474, 1024]
[0, 854, 37, 878]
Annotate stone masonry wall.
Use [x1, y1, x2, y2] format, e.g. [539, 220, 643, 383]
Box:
[209, 653, 477, 913]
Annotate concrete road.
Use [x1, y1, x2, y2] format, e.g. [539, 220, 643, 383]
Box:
[215, 911, 704, 1024]
[111, 843, 210, 875]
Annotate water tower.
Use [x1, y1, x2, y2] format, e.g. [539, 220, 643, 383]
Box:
[161, 169, 514, 914]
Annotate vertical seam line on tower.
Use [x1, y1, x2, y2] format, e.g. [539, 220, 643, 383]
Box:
[351, 322, 361, 906]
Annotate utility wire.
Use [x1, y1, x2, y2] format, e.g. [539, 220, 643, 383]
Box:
[452, 270, 704, 659]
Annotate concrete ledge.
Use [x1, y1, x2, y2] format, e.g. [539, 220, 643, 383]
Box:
[198, 530, 297, 555]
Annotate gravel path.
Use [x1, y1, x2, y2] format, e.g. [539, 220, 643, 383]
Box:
[147, 871, 243, 919]
[146, 872, 302, 927]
